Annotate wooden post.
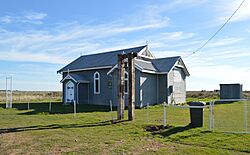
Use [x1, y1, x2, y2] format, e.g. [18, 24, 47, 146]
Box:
[49, 93, 52, 112]
[28, 98, 30, 110]
[73, 100, 76, 118]
[163, 102, 167, 127]
[117, 54, 125, 120]
[110, 100, 113, 122]
[128, 53, 137, 121]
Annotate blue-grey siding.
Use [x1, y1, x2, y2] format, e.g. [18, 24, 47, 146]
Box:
[111, 68, 141, 107]
[62, 66, 187, 106]
[139, 72, 157, 106]
[158, 74, 167, 104]
[63, 68, 143, 107]
[63, 69, 112, 105]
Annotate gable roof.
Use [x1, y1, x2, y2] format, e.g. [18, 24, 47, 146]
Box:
[61, 73, 90, 83]
[152, 56, 180, 72]
[135, 56, 189, 76]
[58, 45, 189, 76]
[154, 56, 190, 76]
[57, 45, 147, 73]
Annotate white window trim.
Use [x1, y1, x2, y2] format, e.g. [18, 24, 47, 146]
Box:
[124, 71, 129, 94]
[94, 71, 100, 94]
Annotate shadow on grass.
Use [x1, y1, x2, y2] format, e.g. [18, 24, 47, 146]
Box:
[154, 124, 194, 137]
[147, 124, 195, 137]
[150, 125, 250, 154]
[0, 102, 116, 115]
[0, 120, 129, 134]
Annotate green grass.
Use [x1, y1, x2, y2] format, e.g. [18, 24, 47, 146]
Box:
[186, 97, 219, 103]
[0, 101, 249, 155]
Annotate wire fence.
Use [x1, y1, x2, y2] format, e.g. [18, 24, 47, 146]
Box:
[144, 99, 249, 134]
[145, 103, 192, 127]
[210, 99, 250, 134]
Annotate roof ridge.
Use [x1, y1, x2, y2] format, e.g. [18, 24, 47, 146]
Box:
[153, 56, 180, 60]
[80, 45, 147, 57]
[135, 58, 152, 63]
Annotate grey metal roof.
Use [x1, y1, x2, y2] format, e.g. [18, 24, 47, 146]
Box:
[152, 56, 180, 72]
[70, 73, 90, 83]
[135, 59, 158, 72]
[61, 73, 90, 83]
[58, 45, 189, 76]
[135, 56, 189, 76]
[58, 45, 147, 73]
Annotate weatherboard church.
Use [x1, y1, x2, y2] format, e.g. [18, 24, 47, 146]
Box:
[57, 45, 189, 107]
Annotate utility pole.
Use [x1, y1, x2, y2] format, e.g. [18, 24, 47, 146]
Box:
[128, 52, 137, 121]
[117, 54, 125, 120]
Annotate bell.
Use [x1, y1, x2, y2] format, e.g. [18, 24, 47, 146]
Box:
[124, 58, 128, 69]
[124, 61, 128, 69]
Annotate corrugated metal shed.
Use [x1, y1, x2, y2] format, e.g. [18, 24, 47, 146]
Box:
[220, 83, 243, 99]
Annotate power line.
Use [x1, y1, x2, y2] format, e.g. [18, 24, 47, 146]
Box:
[185, 0, 246, 58]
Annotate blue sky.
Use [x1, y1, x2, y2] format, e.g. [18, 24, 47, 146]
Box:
[0, 0, 250, 91]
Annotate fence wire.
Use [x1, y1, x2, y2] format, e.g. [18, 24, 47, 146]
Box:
[210, 99, 250, 134]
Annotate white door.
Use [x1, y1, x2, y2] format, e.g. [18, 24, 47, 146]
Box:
[66, 81, 74, 103]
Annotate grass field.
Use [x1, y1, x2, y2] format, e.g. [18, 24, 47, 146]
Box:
[1, 90, 249, 103]
[0, 91, 62, 103]
[0, 101, 250, 154]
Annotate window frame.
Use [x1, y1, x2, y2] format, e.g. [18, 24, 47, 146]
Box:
[94, 71, 100, 94]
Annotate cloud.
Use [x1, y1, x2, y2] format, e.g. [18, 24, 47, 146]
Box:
[220, 0, 250, 23]
[0, 11, 47, 24]
[205, 37, 243, 48]
[1, 16, 12, 23]
[0, 27, 8, 33]
[25, 12, 47, 20]
[145, 0, 208, 13]
[187, 64, 250, 90]
[0, 51, 68, 64]
[205, 0, 250, 27]
[0, 10, 170, 64]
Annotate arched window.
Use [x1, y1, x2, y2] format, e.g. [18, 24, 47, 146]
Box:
[124, 71, 128, 94]
[94, 72, 100, 94]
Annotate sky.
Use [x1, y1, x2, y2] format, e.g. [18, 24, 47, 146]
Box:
[0, 0, 250, 91]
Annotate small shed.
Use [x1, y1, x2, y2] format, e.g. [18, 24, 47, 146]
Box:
[220, 84, 243, 99]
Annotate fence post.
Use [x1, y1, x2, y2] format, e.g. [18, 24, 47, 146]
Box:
[212, 101, 215, 131]
[244, 99, 247, 132]
[10, 76, 12, 108]
[110, 100, 113, 122]
[209, 101, 212, 131]
[146, 102, 149, 125]
[28, 98, 30, 110]
[73, 100, 76, 118]
[49, 93, 52, 112]
[163, 102, 167, 127]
